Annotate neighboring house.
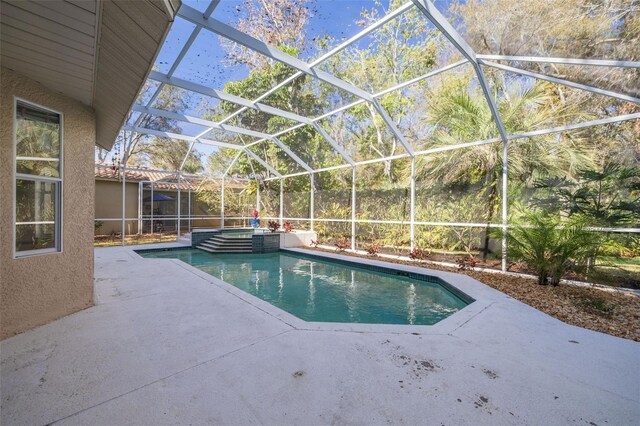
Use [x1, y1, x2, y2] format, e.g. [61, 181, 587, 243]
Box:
[94, 164, 222, 236]
[0, 0, 178, 338]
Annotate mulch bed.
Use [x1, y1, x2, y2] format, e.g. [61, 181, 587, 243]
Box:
[310, 247, 640, 342]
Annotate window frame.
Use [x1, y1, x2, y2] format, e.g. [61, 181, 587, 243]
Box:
[13, 97, 64, 258]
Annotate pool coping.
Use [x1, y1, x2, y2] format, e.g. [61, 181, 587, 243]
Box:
[131, 244, 505, 335]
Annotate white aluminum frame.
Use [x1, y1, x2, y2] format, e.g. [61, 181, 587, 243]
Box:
[14, 98, 64, 258]
[481, 61, 640, 105]
[111, 0, 640, 274]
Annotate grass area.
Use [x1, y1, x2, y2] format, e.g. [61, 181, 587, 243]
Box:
[94, 233, 178, 247]
[600, 255, 640, 271]
[585, 256, 640, 289]
[311, 247, 640, 342]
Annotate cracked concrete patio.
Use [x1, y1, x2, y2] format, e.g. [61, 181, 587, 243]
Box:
[1, 244, 638, 425]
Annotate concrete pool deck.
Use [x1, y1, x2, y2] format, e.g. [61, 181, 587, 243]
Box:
[1, 244, 639, 425]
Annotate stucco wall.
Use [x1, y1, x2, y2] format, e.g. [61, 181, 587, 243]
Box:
[0, 67, 95, 339]
[94, 181, 224, 234]
[95, 180, 139, 235]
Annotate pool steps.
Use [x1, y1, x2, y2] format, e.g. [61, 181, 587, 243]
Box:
[196, 235, 253, 253]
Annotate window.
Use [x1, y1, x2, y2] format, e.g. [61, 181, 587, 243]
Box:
[14, 100, 63, 256]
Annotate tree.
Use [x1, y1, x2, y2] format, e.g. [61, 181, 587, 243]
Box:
[534, 162, 640, 227]
[442, 0, 638, 261]
[320, 0, 445, 182]
[221, 0, 313, 68]
[411, 70, 593, 257]
[145, 139, 203, 173]
[206, 47, 329, 193]
[450, 0, 640, 116]
[116, 82, 189, 167]
[505, 210, 597, 285]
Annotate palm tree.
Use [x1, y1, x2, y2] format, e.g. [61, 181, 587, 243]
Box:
[411, 73, 594, 258]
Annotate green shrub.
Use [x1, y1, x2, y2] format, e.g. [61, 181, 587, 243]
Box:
[505, 211, 598, 285]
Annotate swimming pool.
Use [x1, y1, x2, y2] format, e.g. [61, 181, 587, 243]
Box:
[136, 249, 472, 325]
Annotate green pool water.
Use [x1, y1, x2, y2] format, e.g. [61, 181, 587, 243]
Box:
[137, 249, 470, 325]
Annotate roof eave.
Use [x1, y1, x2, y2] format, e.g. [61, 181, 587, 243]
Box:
[94, 0, 179, 150]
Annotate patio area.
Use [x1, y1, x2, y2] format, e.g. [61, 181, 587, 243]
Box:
[2, 245, 638, 425]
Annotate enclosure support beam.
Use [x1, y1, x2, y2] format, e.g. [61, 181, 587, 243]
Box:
[177, 4, 416, 158]
[256, 178, 261, 216]
[263, 111, 640, 182]
[180, 141, 196, 172]
[481, 61, 640, 105]
[131, 105, 273, 139]
[244, 149, 282, 178]
[216, 1, 416, 126]
[408, 1, 514, 265]
[372, 99, 415, 156]
[279, 179, 284, 227]
[147, 71, 347, 163]
[178, 5, 374, 101]
[311, 123, 355, 166]
[410, 0, 509, 143]
[132, 105, 312, 170]
[137, 181, 142, 235]
[351, 167, 357, 251]
[242, 60, 468, 152]
[501, 140, 508, 272]
[475, 54, 640, 69]
[310, 173, 315, 231]
[122, 126, 245, 150]
[96, 163, 202, 178]
[121, 163, 126, 247]
[271, 137, 314, 172]
[148, 72, 313, 125]
[410, 157, 416, 251]
[188, 188, 192, 233]
[177, 173, 181, 238]
[150, 182, 154, 234]
[134, 1, 220, 127]
[223, 151, 244, 177]
[221, 178, 225, 229]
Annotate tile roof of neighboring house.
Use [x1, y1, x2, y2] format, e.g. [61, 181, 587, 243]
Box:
[95, 164, 245, 191]
[95, 164, 170, 183]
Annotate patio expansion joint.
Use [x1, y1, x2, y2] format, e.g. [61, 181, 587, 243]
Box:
[43, 329, 295, 426]
[447, 302, 496, 336]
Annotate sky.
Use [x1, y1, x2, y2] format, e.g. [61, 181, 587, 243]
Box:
[154, 1, 392, 101]
[107, 0, 461, 166]
[127, 0, 412, 164]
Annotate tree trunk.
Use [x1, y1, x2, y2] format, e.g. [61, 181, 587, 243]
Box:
[481, 181, 498, 259]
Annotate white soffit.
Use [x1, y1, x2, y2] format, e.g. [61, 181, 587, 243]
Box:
[0, 0, 177, 150]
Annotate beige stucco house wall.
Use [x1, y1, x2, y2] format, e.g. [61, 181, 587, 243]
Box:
[95, 180, 140, 235]
[0, 68, 95, 339]
[94, 179, 223, 235]
[0, 0, 176, 339]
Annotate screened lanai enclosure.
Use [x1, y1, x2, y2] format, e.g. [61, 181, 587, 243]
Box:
[95, 0, 640, 287]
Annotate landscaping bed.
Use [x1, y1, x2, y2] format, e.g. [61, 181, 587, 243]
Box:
[94, 233, 179, 247]
[340, 243, 640, 289]
[310, 247, 640, 342]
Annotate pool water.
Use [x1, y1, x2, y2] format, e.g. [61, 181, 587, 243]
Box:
[137, 249, 470, 325]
